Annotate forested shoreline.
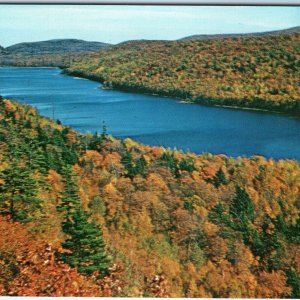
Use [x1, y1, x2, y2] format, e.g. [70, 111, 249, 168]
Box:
[0, 23, 299, 299]
[65, 32, 300, 116]
[64, 67, 299, 117]
[0, 98, 299, 297]
[1, 28, 299, 115]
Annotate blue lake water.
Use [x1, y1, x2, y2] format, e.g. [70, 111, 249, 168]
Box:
[0, 67, 299, 160]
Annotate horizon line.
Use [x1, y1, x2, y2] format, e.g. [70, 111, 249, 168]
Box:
[3, 24, 299, 48]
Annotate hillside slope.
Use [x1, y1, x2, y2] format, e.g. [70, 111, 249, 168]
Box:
[180, 26, 300, 41]
[0, 97, 299, 297]
[66, 28, 300, 115]
[6, 39, 110, 55]
[0, 39, 110, 67]
[0, 45, 6, 54]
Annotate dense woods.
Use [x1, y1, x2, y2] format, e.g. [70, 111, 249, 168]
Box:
[0, 39, 110, 67]
[0, 53, 76, 68]
[1, 28, 299, 114]
[66, 31, 300, 115]
[0, 98, 299, 297]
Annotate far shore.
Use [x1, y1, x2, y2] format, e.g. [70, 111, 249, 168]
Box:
[64, 68, 300, 120]
[0, 66, 59, 69]
[1, 65, 299, 120]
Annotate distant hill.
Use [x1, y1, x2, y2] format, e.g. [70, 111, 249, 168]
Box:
[180, 26, 300, 41]
[65, 26, 300, 115]
[115, 39, 166, 47]
[1, 27, 299, 114]
[5, 39, 110, 55]
[0, 39, 110, 67]
[0, 45, 6, 54]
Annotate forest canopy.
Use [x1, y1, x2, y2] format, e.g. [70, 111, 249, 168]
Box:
[0, 98, 299, 297]
[66, 32, 300, 115]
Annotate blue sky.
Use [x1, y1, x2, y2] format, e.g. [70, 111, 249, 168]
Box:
[0, 5, 299, 47]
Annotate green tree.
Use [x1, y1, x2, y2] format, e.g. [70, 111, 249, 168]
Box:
[209, 202, 229, 226]
[89, 132, 102, 151]
[178, 157, 196, 173]
[57, 166, 109, 277]
[286, 269, 300, 298]
[57, 166, 81, 213]
[213, 168, 228, 188]
[58, 208, 110, 277]
[101, 121, 107, 141]
[0, 161, 40, 222]
[135, 155, 147, 176]
[161, 152, 179, 177]
[121, 150, 135, 179]
[229, 185, 255, 230]
[31, 147, 48, 175]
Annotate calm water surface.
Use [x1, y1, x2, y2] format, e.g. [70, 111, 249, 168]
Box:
[1, 67, 299, 160]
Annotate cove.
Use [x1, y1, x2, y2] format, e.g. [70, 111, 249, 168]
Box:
[0, 67, 299, 160]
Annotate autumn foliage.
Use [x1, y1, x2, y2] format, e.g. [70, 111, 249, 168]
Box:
[0, 216, 124, 296]
[66, 31, 300, 115]
[0, 98, 299, 297]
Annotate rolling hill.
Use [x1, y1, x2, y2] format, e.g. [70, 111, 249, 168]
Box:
[5, 39, 110, 55]
[0, 45, 5, 54]
[0, 39, 110, 67]
[65, 27, 300, 115]
[180, 26, 300, 41]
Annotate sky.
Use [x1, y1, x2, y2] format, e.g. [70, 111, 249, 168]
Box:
[0, 5, 299, 47]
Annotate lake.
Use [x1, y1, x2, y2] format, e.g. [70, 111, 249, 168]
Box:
[1, 67, 299, 160]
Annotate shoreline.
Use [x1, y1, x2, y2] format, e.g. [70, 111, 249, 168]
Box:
[1, 65, 299, 119]
[1, 96, 299, 162]
[64, 68, 300, 120]
[0, 66, 59, 69]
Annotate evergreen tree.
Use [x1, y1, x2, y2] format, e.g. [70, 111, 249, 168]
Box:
[61, 144, 78, 166]
[213, 168, 228, 188]
[121, 150, 135, 179]
[45, 145, 62, 171]
[52, 128, 65, 147]
[161, 152, 179, 177]
[208, 202, 229, 226]
[57, 166, 109, 277]
[286, 269, 300, 298]
[89, 132, 102, 151]
[31, 147, 48, 175]
[229, 185, 255, 230]
[101, 121, 107, 141]
[57, 166, 81, 213]
[0, 161, 40, 222]
[183, 200, 194, 213]
[58, 208, 110, 276]
[178, 157, 196, 173]
[135, 155, 147, 176]
[285, 217, 300, 244]
[36, 125, 49, 144]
